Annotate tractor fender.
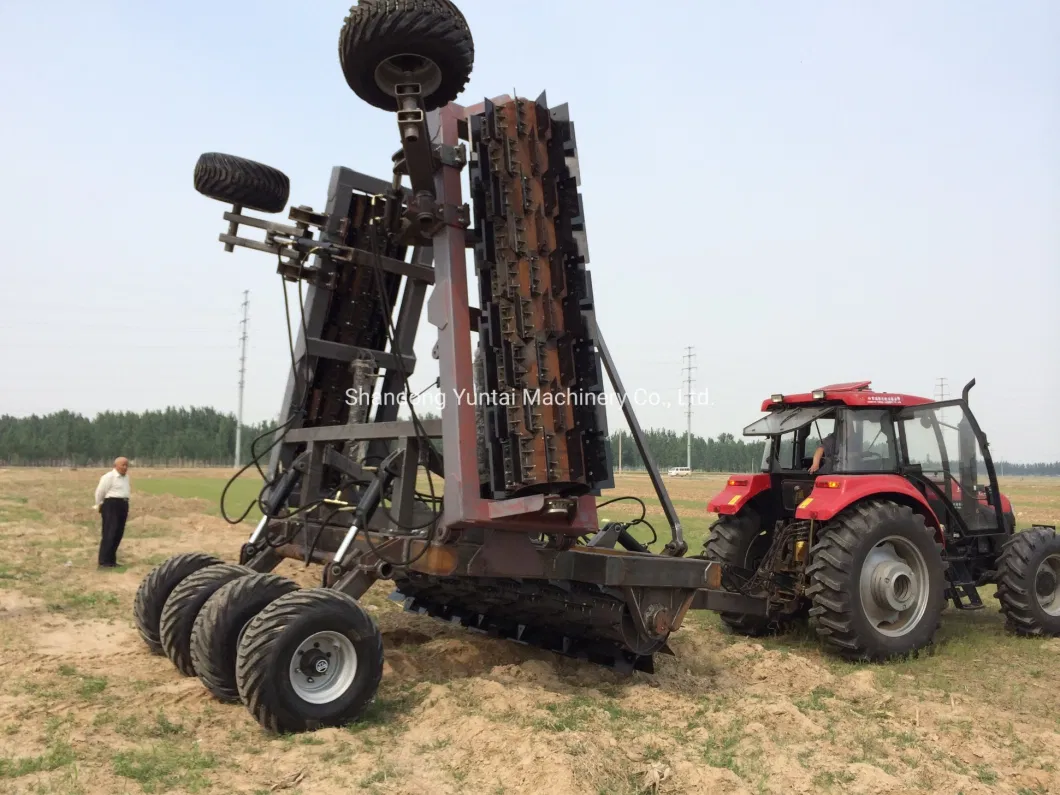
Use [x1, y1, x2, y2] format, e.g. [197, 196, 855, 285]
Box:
[707, 474, 771, 516]
[795, 475, 944, 544]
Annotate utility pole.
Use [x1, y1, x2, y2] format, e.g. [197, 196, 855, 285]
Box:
[235, 290, 249, 469]
[682, 346, 696, 471]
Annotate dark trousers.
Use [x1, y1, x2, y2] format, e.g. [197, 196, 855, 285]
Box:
[99, 497, 129, 566]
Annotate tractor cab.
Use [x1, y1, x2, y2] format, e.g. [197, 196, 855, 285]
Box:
[709, 380, 1011, 542]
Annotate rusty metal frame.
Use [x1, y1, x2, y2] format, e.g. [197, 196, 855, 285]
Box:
[427, 97, 600, 536]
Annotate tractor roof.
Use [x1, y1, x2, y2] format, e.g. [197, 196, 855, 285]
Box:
[759, 381, 934, 412]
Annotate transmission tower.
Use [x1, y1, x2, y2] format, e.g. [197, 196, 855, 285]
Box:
[682, 346, 696, 470]
[235, 290, 249, 468]
[934, 377, 949, 403]
[935, 377, 948, 424]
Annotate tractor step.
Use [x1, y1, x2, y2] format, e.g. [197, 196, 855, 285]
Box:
[946, 583, 984, 611]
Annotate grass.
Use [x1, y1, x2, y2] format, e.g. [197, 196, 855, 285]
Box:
[111, 744, 218, 793]
[135, 476, 264, 519]
[46, 589, 120, 617]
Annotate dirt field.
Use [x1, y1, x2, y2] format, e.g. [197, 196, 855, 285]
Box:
[1, 467, 1058, 795]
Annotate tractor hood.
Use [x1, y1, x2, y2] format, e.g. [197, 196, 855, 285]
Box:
[742, 406, 832, 436]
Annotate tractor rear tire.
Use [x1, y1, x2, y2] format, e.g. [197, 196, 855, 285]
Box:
[703, 510, 788, 636]
[236, 588, 384, 733]
[193, 152, 290, 213]
[339, 0, 474, 111]
[134, 552, 225, 655]
[160, 564, 254, 677]
[191, 573, 300, 703]
[996, 526, 1060, 636]
[806, 500, 945, 661]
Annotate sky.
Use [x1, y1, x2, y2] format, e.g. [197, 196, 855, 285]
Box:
[1, 1, 1057, 462]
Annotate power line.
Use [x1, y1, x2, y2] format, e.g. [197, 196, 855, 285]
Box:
[235, 290, 249, 469]
[682, 346, 696, 471]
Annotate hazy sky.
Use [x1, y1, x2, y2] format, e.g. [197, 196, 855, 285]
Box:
[1, 1, 1057, 461]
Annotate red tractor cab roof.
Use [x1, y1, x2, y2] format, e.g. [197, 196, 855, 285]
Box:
[759, 381, 934, 412]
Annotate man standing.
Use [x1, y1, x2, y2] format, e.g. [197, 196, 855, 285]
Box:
[94, 457, 130, 568]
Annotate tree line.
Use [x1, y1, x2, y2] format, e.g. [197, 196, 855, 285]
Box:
[0, 408, 273, 467]
[609, 429, 767, 473]
[0, 408, 1057, 476]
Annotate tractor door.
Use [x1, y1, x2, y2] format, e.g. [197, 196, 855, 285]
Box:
[895, 402, 1004, 536]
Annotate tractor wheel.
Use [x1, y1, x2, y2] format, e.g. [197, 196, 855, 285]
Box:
[134, 552, 224, 655]
[806, 500, 946, 661]
[193, 152, 290, 213]
[339, 0, 474, 112]
[702, 510, 788, 636]
[160, 564, 254, 677]
[191, 573, 300, 703]
[996, 526, 1060, 636]
[236, 589, 384, 733]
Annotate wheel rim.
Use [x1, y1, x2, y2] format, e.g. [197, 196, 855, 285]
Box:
[374, 53, 442, 98]
[858, 535, 931, 637]
[1035, 554, 1060, 616]
[288, 631, 358, 704]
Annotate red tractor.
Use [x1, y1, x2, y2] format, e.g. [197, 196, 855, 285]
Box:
[700, 380, 1060, 661]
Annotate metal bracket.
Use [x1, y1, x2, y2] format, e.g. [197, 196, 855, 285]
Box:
[434, 143, 467, 169]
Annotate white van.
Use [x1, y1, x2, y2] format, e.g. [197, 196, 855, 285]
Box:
[667, 466, 692, 477]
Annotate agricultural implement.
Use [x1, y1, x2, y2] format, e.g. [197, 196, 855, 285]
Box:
[699, 380, 1060, 659]
[132, 0, 727, 733]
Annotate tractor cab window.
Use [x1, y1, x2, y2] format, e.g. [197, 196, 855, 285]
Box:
[834, 409, 897, 473]
[898, 404, 1000, 533]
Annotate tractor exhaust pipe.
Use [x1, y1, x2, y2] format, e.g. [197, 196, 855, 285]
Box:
[962, 379, 976, 403]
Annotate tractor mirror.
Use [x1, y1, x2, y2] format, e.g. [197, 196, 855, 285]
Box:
[919, 416, 932, 429]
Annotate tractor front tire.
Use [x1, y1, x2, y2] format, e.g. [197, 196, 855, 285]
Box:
[160, 564, 254, 677]
[339, 0, 474, 111]
[236, 589, 384, 733]
[996, 526, 1060, 636]
[806, 500, 945, 661]
[193, 153, 290, 213]
[703, 510, 788, 636]
[191, 573, 300, 703]
[134, 552, 224, 655]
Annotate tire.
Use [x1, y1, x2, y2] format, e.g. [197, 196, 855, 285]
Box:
[702, 509, 786, 636]
[236, 589, 384, 733]
[806, 500, 946, 661]
[193, 152, 290, 213]
[134, 552, 224, 655]
[160, 564, 254, 677]
[996, 526, 1060, 636]
[191, 573, 300, 703]
[339, 0, 474, 111]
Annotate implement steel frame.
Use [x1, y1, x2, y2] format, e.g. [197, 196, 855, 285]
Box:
[227, 93, 713, 666]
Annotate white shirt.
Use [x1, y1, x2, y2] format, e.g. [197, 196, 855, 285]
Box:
[95, 469, 130, 506]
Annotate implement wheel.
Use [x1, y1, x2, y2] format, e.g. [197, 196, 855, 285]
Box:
[193, 152, 290, 213]
[191, 573, 300, 703]
[806, 500, 945, 661]
[996, 526, 1060, 636]
[236, 589, 384, 733]
[160, 564, 253, 677]
[703, 510, 789, 636]
[134, 552, 224, 655]
[339, 0, 474, 111]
